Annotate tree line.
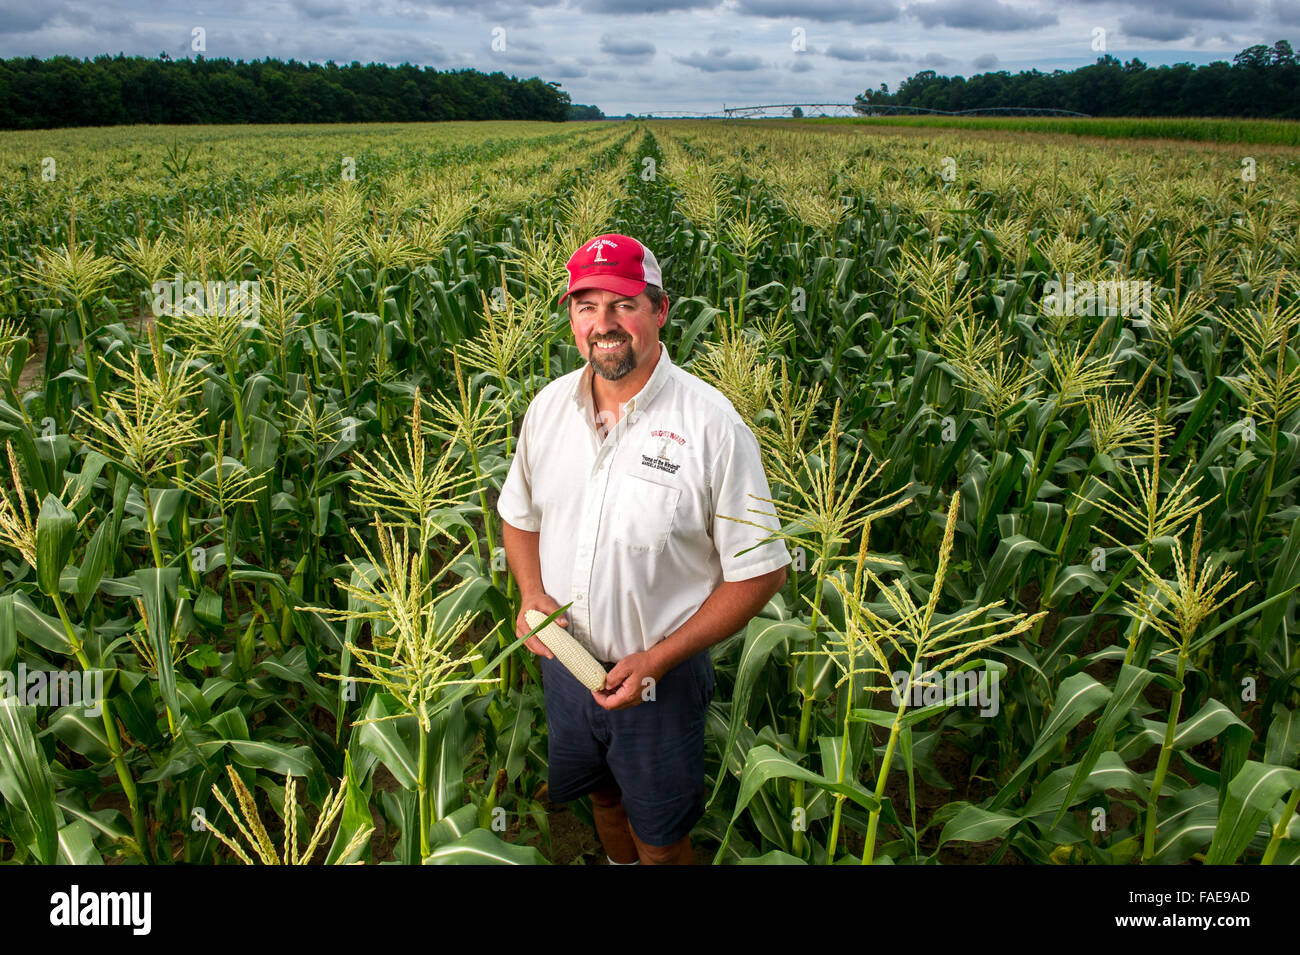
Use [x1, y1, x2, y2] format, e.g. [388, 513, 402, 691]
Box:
[0, 54, 579, 129]
[856, 41, 1300, 118]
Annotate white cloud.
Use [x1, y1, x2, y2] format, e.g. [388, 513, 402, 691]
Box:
[0, 0, 1286, 117]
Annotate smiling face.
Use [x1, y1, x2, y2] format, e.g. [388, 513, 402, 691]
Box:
[568, 286, 668, 382]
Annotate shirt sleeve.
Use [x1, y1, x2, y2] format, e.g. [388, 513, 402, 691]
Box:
[496, 399, 542, 532]
[710, 420, 791, 582]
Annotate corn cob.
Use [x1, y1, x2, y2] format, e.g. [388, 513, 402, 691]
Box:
[524, 609, 607, 691]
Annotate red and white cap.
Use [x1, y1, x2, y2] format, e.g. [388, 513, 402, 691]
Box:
[559, 233, 663, 304]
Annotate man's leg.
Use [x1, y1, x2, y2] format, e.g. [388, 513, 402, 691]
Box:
[629, 827, 694, 865]
[607, 650, 713, 866]
[540, 655, 625, 861]
[589, 783, 638, 864]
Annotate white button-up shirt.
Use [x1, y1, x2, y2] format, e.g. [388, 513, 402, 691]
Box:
[496, 340, 791, 662]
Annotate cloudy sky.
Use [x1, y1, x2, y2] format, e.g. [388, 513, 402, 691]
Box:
[2, 0, 1298, 114]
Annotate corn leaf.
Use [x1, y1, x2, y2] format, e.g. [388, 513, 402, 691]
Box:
[35, 493, 76, 597]
[1205, 761, 1300, 864]
[707, 617, 811, 809]
[422, 827, 548, 865]
[991, 672, 1111, 810]
[0, 699, 61, 864]
[325, 750, 373, 865]
[937, 804, 1020, 846]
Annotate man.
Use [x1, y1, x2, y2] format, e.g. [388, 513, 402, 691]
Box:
[496, 232, 790, 865]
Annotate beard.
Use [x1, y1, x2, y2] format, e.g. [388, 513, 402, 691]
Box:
[590, 337, 636, 380]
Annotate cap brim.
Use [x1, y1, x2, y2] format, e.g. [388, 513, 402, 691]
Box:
[559, 274, 649, 304]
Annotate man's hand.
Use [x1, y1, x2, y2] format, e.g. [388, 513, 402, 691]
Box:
[516, 593, 564, 660]
[593, 648, 668, 711]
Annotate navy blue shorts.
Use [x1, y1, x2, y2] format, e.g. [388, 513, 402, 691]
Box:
[540, 648, 715, 847]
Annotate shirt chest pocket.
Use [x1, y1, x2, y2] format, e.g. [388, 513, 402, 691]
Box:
[609, 473, 681, 555]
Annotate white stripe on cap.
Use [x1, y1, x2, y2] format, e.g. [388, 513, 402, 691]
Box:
[636, 239, 663, 287]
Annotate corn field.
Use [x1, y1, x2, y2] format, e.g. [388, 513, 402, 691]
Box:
[0, 119, 1298, 865]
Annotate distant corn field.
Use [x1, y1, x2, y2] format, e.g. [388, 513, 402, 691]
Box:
[0, 118, 1297, 865]
[825, 114, 1300, 146]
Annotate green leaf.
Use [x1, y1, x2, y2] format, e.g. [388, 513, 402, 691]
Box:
[1048, 564, 1107, 604]
[937, 805, 1020, 846]
[707, 617, 811, 809]
[977, 534, 1052, 604]
[1149, 784, 1219, 865]
[356, 692, 419, 789]
[713, 744, 878, 863]
[227, 740, 319, 777]
[1052, 663, 1156, 828]
[35, 493, 76, 596]
[207, 706, 250, 742]
[55, 791, 131, 845]
[1265, 705, 1300, 768]
[325, 750, 373, 865]
[430, 699, 466, 821]
[260, 647, 336, 713]
[5, 335, 29, 388]
[56, 819, 103, 864]
[187, 643, 222, 671]
[428, 803, 481, 849]
[422, 828, 549, 865]
[1259, 512, 1300, 671]
[1119, 699, 1252, 761]
[146, 487, 184, 527]
[736, 849, 808, 865]
[1205, 761, 1300, 864]
[0, 594, 15, 671]
[194, 587, 224, 629]
[65, 451, 108, 518]
[134, 566, 182, 731]
[500, 692, 533, 785]
[33, 434, 71, 494]
[901, 659, 1007, 727]
[42, 705, 112, 764]
[991, 672, 1111, 810]
[1023, 751, 1148, 821]
[75, 518, 116, 611]
[312, 492, 332, 537]
[0, 699, 61, 864]
[694, 807, 758, 864]
[1167, 375, 1226, 460]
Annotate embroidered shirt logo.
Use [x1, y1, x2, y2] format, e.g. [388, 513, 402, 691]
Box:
[642, 429, 685, 474]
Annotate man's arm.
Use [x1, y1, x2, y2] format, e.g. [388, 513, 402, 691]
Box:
[501, 519, 544, 604]
[651, 566, 787, 672]
[501, 519, 559, 658]
[594, 565, 787, 710]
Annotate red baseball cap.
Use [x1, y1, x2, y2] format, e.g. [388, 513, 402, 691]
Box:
[559, 233, 664, 304]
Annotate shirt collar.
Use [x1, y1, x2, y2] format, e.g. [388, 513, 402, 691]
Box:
[571, 340, 673, 418]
